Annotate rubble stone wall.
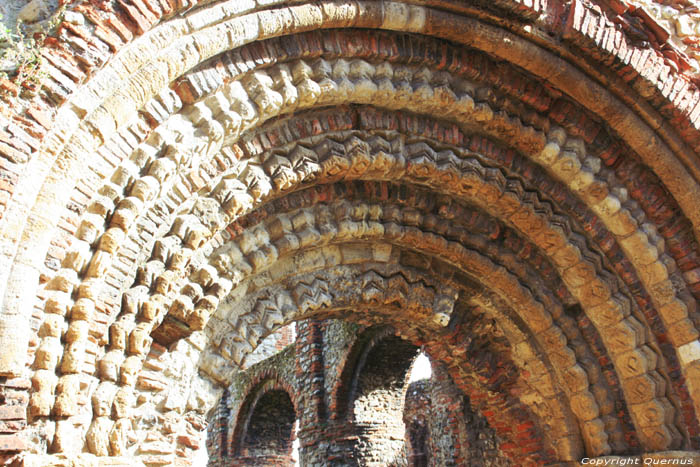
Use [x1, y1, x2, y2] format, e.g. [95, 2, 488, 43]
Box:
[211, 320, 513, 467]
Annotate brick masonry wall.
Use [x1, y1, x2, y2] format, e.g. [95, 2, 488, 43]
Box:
[0, 377, 29, 463]
[237, 389, 296, 465]
[207, 340, 297, 467]
[211, 320, 512, 467]
[404, 366, 511, 467]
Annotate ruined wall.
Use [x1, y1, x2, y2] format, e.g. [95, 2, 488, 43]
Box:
[236, 389, 296, 465]
[207, 342, 296, 467]
[239, 323, 295, 370]
[403, 365, 509, 467]
[0, 378, 29, 457]
[211, 320, 512, 467]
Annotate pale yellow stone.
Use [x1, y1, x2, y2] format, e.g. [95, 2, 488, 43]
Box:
[570, 392, 600, 421]
[550, 150, 581, 182]
[617, 347, 656, 379]
[619, 231, 659, 266]
[667, 319, 700, 348]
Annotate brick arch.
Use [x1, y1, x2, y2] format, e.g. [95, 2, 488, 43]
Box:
[167, 235, 567, 461]
[8, 6, 700, 380]
[26, 55, 700, 424]
[19, 112, 696, 462]
[343, 334, 418, 463]
[227, 372, 299, 446]
[236, 389, 295, 461]
[304, 327, 420, 465]
[23, 116, 699, 461]
[145, 113, 692, 450]
[198, 181, 619, 450]
[1, 1, 700, 464]
[331, 326, 418, 423]
[228, 376, 298, 465]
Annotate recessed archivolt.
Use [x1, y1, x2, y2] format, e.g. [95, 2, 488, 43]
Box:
[63, 46, 700, 371]
[103, 29, 700, 358]
[196, 187, 639, 455]
[28, 0, 700, 223]
[201, 253, 584, 456]
[78, 167, 680, 458]
[23, 15, 699, 375]
[175, 48, 696, 337]
[50, 90, 696, 365]
[14, 6, 700, 462]
[27, 111, 700, 459]
[10, 3, 700, 362]
[202, 263, 560, 462]
[110, 115, 696, 426]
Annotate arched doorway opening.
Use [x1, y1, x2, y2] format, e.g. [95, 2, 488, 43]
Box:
[231, 382, 297, 466]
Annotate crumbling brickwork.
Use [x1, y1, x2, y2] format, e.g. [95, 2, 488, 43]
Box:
[0, 0, 700, 465]
[209, 320, 512, 466]
[403, 366, 509, 467]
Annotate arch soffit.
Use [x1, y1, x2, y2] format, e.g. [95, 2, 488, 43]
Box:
[228, 375, 298, 456]
[3, 1, 700, 324]
[32, 113, 700, 458]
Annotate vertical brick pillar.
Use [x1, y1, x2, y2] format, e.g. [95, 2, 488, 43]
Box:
[295, 320, 329, 465]
[206, 389, 230, 467]
[295, 320, 326, 423]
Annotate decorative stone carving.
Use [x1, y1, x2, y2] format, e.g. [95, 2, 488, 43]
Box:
[109, 418, 132, 456]
[5, 2, 700, 465]
[87, 417, 114, 456]
[113, 388, 134, 420]
[99, 351, 125, 383]
[93, 383, 118, 417]
[120, 357, 142, 387]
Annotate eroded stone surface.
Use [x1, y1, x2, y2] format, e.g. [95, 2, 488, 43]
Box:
[0, 0, 700, 466]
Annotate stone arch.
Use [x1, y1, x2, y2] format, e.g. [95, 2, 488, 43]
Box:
[0, 1, 699, 465]
[195, 247, 586, 463]
[17, 116, 700, 460]
[324, 327, 420, 465]
[18, 115, 691, 462]
[229, 378, 298, 466]
[193, 253, 560, 462]
[152, 117, 688, 454]
[331, 326, 396, 421]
